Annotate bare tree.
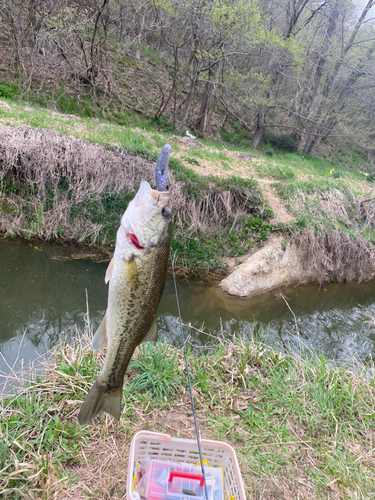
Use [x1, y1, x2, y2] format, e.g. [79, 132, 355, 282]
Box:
[301, 0, 375, 154]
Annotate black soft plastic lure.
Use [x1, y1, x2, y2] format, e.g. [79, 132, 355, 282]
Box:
[155, 144, 171, 191]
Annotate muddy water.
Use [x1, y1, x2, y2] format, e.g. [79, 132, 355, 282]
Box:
[1, 239, 375, 381]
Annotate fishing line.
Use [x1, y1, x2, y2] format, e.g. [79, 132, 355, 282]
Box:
[170, 249, 210, 500]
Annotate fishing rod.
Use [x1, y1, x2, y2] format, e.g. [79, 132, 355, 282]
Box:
[155, 144, 210, 500]
[170, 251, 210, 500]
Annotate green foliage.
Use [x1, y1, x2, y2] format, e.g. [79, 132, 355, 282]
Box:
[329, 168, 341, 179]
[172, 212, 275, 269]
[1, 389, 89, 496]
[140, 44, 161, 61]
[263, 163, 295, 180]
[112, 110, 150, 128]
[129, 342, 182, 400]
[167, 161, 271, 269]
[0, 81, 21, 99]
[243, 216, 274, 244]
[220, 119, 249, 145]
[0, 177, 19, 195]
[54, 89, 102, 118]
[3, 333, 375, 498]
[276, 179, 335, 198]
[265, 132, 299, 152]
[1, 200, 16, 215]
[172, 231, 230, 269]
[170, 158, 261, 206]
[0, 88, 373, 273]
[152, 115, 176, 132]
[122, 146, 158, 162]
[189, 149, 231, 170]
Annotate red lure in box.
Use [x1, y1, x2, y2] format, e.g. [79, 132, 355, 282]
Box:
[143, 460, 224, 500]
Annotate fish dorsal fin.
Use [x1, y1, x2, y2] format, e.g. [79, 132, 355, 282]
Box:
[105, 257, 115, 284]
[126, 258, 139, 287]
[92, 313, 107, 351]
[141, 318, 158, 343]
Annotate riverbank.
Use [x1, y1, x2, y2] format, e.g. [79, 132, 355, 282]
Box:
[1, 98, 375, 296]
[1, 331, 375, 499]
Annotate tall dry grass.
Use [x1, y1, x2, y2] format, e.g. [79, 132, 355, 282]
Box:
[0, 124, 262, 244]
[289, 186, 375, 283]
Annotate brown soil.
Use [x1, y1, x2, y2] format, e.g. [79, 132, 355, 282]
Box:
[257, 178, 296, 224]
[0, 101, 11, 110]
[171, 142, 294, 225]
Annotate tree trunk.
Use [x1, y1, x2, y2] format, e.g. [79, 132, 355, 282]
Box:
[251, 0, 325, 150]
[251, 105, 267, 149]
[303, 115, 320, 154]
[179, 53, 199, 134]
[302, 0, 375, 153]
[89, 0, 110, 89]
[155, 45, 179, 121]
[295, 3, 339, 148]
[135, 14, 145, 62]
[307, 118, 335, 155]
[194, 62, 219, 135]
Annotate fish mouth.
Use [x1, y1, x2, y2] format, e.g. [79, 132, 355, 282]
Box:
[126, 232, 144, 250]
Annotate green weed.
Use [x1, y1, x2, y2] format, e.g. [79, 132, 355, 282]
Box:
[0, 81, 21, 99]
[129, 342, 182, 400]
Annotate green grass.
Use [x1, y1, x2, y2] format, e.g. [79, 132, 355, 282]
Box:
[2, 333, 375, 498]
[129, 341, 182, 400]
[183, 149, 232, 170]
[0, 82, 22, 99]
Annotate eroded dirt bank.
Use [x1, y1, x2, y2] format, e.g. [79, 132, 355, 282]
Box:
[220, 234, 375, 298]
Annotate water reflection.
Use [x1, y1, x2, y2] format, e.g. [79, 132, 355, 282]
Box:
[0, 239, 108, 378]
[1, 239, 375, 383]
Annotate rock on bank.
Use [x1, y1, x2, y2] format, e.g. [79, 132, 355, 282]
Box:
[220, 235, 375, 298]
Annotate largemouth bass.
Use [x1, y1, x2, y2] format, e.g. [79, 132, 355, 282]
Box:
[78, 161, 172, 425]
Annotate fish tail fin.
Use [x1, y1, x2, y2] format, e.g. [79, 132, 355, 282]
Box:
[78, 380, 122, 425]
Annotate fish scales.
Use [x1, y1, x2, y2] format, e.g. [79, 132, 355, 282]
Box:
[102, 240, 170, 391]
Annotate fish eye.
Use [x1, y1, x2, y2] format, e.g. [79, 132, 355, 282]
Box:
[161, 206, 171, 217]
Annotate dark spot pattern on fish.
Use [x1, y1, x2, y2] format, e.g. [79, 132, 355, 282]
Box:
[100, 230, 171, 392]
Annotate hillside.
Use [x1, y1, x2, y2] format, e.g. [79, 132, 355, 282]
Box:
[0, 0, 374, 160]
[1, 97, 375, 294]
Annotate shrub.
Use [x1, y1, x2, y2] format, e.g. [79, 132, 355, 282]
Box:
[266, 132, 299, 152]
[0, 81, 21, 99]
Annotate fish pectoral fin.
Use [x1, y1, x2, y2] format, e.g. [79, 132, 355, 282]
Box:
[105, 257, 115, 284]
[141, 318, 158, 343]
[125, 258, 138, 287]
[92, 313, 107, 351]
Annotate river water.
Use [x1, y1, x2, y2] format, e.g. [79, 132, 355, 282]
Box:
[1, 238, 375, 381]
